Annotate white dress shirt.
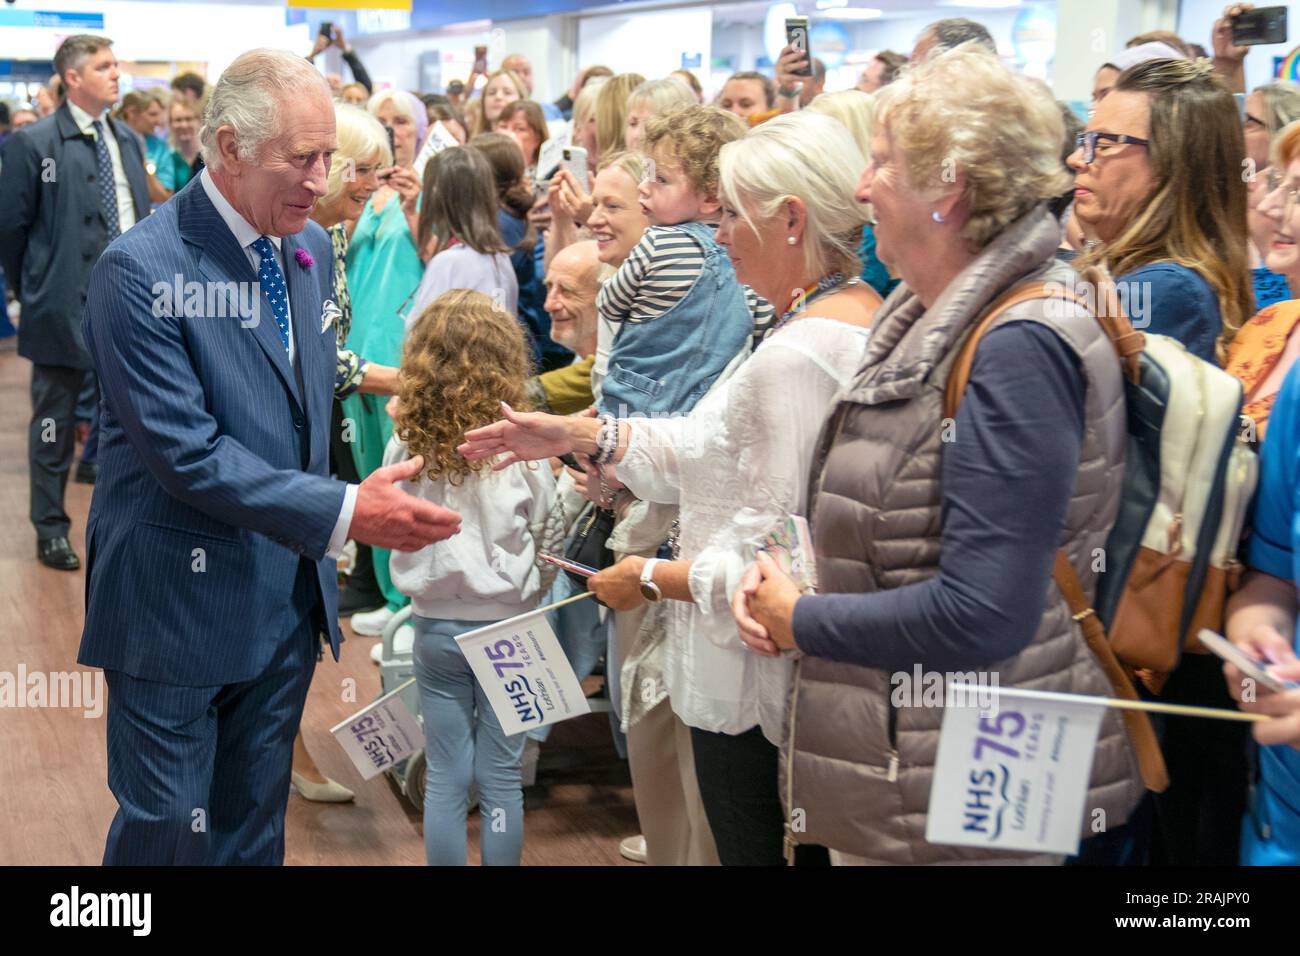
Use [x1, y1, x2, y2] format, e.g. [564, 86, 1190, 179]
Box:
[67, 100, 136, 233]
[199, 169, 357, 560]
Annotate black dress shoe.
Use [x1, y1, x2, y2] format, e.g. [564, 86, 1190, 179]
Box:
[337, 583, 385, 617]
[74, 461, 98, 484]
[37, 536, 81, 571]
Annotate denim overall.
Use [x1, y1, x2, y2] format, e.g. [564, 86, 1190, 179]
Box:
[599, 220, 754, 419]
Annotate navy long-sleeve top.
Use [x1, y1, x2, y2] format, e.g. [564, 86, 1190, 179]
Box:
[1117, 262, 1220, 363]
[792, 321, 1087, 673]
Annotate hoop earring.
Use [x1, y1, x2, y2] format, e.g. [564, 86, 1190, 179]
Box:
[932, 210, 945, 224]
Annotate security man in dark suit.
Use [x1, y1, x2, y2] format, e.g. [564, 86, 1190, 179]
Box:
[0, 34, 149, 570]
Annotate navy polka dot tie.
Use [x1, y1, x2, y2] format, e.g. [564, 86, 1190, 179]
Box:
[91, 120, 120, 240]
[251, 235, 291, 354]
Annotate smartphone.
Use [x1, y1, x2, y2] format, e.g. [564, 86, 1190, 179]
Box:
[561, 146, 589, 192]
[1198, 629, 1300, 693]
[473, 44, 489, 74]
[318, 21, 333, 40]
[385, 125, 396, 163]
[1231, 6, 1287, 46]
[785, 16, 812, 77]
[558, 452, 582, 470]
[538, 552, 599, 578]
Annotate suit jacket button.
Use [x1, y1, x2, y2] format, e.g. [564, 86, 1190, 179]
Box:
[293, 416, 304, 429]
[84, 214, 93, 225]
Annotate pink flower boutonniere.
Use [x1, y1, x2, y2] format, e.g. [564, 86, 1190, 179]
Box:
[294, 248, 315, 269]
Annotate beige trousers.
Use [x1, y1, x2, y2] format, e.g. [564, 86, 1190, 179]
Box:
[616, 604, 718, 866]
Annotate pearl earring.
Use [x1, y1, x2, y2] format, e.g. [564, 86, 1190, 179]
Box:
[787, 236, 797, 245]
[932, 210, 945, 224]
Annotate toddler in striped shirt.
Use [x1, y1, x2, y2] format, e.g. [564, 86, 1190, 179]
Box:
[596, 105, 773, 420]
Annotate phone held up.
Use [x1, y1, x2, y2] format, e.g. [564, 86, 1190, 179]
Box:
[785, 16, 812, 77]
[1231, 5, 1288, 46]
[561, 146, 590, 193]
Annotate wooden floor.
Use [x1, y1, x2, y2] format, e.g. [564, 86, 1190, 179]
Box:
[0, 343, 639, 866]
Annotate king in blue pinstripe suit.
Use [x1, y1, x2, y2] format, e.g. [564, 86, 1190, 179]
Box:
[77, 52, 460, 865]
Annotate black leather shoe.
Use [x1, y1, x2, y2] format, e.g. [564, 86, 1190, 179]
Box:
[74, 461, 98, 484]
[38, 536, 81, 571]
[337, 583, 385, 617]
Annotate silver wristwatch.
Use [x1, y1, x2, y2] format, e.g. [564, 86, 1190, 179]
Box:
[639, 558, 663, 603]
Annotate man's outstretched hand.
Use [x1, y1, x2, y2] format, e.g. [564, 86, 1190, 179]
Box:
[348, 455, 461, 551]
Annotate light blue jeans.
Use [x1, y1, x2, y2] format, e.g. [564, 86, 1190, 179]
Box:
[412, 614, 526, 866]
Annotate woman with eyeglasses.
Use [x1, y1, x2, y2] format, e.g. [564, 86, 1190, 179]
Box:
[1069, 57, 1252, 366]
[1228, 120, 1300, 442]
[1242, 83, 1300, 311]
[1072, 56, 1255, 864]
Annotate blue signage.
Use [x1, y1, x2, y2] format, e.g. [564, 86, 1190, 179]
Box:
[0, 10, 106, 30]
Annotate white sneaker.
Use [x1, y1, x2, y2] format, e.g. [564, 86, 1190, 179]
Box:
[370, 623, 414, 664]
[392, 623, 413, 656]
[619, 835, 647, 864]
[351, 605, 395, 636]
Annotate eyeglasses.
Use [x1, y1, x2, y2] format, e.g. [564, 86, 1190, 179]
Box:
[1075, 130, 1150, 165]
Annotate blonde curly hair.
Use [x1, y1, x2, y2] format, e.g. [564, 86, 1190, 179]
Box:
[643, 104, 747, 199]
[395, 289, 533, 486]
[874, 42, 1070, 250]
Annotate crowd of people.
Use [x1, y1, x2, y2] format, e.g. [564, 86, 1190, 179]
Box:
[2, 3, 1300, 868]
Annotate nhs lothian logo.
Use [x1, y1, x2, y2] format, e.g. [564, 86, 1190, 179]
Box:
[49, 886, 151, 936]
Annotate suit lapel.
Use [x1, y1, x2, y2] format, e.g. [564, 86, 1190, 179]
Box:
[179, 181, 304, 411]
[282, 233, 317, 417]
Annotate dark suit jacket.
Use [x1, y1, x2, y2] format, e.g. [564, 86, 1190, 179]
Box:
[0, 102, 150, 370]
[77, 176, 346, 686]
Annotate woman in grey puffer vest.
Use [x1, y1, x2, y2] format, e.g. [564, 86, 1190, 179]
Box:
[733, 46, 1145, 864]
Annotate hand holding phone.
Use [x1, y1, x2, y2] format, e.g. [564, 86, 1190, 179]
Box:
[784, 17, 812, 78]
[1231, 5, 1287, 46]
[561, 147, 590, 193]
[1200, 628, 1300, 694]
[473, 44, 489, 75]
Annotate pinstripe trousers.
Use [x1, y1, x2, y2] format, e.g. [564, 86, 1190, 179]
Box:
[101, 566, 319, 866]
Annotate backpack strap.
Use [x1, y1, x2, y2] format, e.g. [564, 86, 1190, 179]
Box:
[943, 279, 1145, 422]
[943, 280, 1169, 793]
[1051, 553, 1170, 793]
[942, 282, 1068, 421]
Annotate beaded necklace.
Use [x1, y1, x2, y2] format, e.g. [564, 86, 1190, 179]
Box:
[772, 272, 860, 332]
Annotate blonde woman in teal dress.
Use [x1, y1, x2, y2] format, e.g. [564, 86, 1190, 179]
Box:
[290, 103, 404, 802]
[345, 89, 429, 637]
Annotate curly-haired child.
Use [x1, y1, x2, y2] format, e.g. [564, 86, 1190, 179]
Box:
[384, 288, 555, 866]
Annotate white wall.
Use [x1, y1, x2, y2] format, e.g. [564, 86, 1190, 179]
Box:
[351, 15, 572, 99]
[578, 7, 712, 86]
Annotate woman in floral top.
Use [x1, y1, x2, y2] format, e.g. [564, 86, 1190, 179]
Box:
[287, 104, 401, 805]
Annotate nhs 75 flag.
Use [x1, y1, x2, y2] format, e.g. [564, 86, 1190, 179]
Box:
[455, 606, 591, 736]
[925, 687, 1105, 857]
